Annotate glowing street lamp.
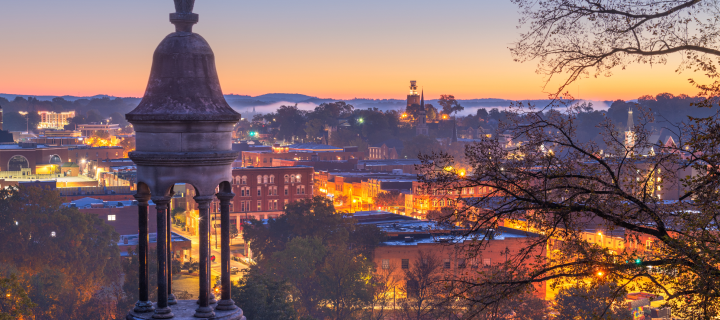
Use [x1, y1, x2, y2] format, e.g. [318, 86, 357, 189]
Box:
[358, 118, 364, 124]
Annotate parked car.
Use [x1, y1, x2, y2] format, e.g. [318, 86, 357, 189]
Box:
[230, 266, 239, 274]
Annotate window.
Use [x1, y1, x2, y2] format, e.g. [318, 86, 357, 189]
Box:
[443, 259, 451, 269]
[242, 176, 247, 184]
[284, 185, 289, 195]
[284, 175, 290, 183]
[270, 175, 275, 183]
[291, 175, 296, 183]
[482, 258, 491, 267]
[296, 175, 301, 183]
[470, 258, 478, 269]
[263, 158, 267, 163]
[257, 175, 262, 184]
[108, 215, 116, 221]
[284, 199, 289, 207]
[401, 259, 409, 269]
[257, 200, 262, 211]
[382, 259, 389, 269]
[462, 188, 467, 195]
[269, 200, 273, 210]
[646, 240, 653, 250]
[241, 201, 245, 212]
[257, 187, 262, 196]
[469, 187, 474, 194]
[51, 231, 56, 237]
[457, 258, 466, 269]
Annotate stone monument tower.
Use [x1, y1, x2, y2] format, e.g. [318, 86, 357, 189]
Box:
[125, 1, 244, 319]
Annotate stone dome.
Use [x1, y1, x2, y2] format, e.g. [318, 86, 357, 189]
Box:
[126, 31, 240, 122]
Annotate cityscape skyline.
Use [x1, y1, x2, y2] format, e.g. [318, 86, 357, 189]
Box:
[0, 0, 706, 101]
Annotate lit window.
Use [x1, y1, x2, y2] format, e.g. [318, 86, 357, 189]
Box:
[257, 176, 262, 184]
[257, 200, 262, 211]
[108, 215, 116, 221]
[382, 259, 389, 269]
[270, 175, 275, 183]
[296, 175, 301, 183]
[51, 231, 56, 237]
[646, 240, 653, 250]
[482, 258, 491, 267]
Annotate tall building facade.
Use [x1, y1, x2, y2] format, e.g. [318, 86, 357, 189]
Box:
[38, 111, 75, 129]
[407, 80, 420, 108]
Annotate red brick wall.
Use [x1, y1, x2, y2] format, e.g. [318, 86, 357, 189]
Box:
[373, 237, 547, 299]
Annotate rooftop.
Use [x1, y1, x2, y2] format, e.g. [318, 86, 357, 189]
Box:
[119, 232, 191, 256]
[65, 197, 149, 209]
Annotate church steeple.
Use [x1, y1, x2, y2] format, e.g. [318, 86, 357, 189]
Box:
[415, 89, 428, 136]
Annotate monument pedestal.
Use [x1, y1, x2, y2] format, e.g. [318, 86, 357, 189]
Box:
[127, 300, 244, 320]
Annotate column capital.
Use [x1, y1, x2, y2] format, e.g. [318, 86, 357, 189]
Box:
[193, 196, 215, 208]
[134, 193, 151, 206]
[151, 196, 172, 209]
[216, 192, 235, 202]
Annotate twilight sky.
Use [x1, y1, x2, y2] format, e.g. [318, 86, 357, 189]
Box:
[0, 0, 704, 100]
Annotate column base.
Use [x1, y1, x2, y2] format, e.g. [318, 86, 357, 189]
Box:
[168, 293, 177, 305]
[127, 300, 244, 320]
[152, 306, 174, 319]
[194, 306, 215, 318]
[215, 299, 237, 311]
[134, 300, 155, 313]
[209, 292, 217, 304]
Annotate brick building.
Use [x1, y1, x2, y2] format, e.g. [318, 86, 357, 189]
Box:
[241, 143, 364, 167]
[176, 166, 315, 236]
[356, 212, 547, 299]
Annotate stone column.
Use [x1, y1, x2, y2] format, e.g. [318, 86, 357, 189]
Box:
[152, 196, 173, 319]
[133, 193, 154, 313]
[194, 196, 215, 318]
[215, 192, 237, 310]
[166, 193, 177, 305]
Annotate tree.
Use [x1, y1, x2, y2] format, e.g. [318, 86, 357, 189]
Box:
[319, 244, 375, 320]
[304, 118, 325, 141]
[438, 95, 463, 117]
[0, 273, 35, 320]
[399, 250, 444, 320]
[554, 284, 632, 320]
[109, 112, 129, 127]
[417, 99, 720, 319]
[0, 185, 122, 319]
[241, 197, 385, 319]
[511, 0, 720, 94]
[231, 268, 297, 320]
[425, 103, 439, 122]
[373, 190, 403, 208]
[401, 135, 440, 159]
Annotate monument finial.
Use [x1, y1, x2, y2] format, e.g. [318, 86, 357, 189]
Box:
[174, 0, 195, 13]
[170, 0, 198, 32]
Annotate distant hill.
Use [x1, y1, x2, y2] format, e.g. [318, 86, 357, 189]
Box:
[0, 93, 614, 116]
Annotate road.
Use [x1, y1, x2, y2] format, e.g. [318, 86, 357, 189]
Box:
[171, 225, 249, 297]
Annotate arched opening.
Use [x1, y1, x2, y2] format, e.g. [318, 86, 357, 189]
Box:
[8, 155, 29, 172]
[49, 154, 62, 164]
